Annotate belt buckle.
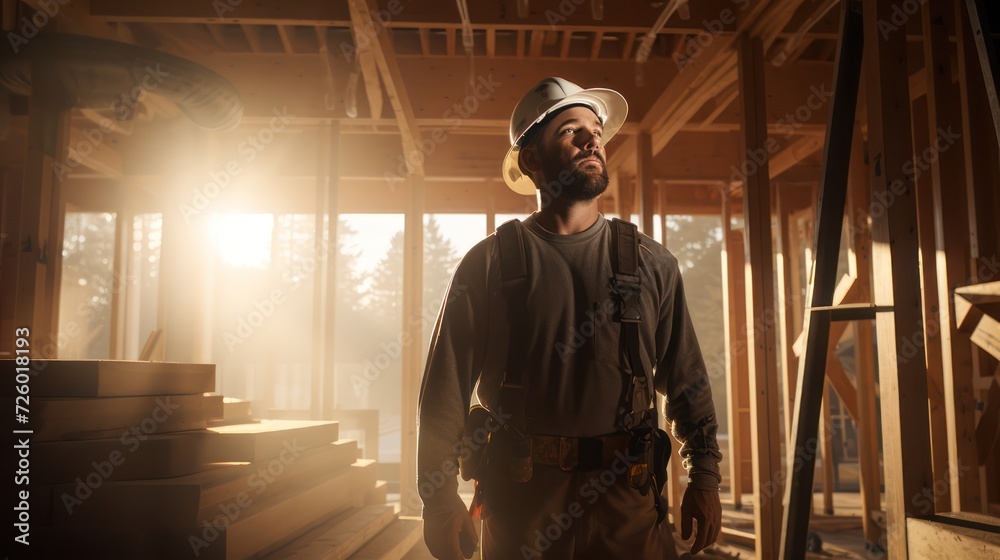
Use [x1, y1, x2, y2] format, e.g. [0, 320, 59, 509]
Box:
[558, 437, 577, 471]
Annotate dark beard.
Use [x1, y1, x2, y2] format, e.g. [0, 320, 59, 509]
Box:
[538, 155, 610, 206]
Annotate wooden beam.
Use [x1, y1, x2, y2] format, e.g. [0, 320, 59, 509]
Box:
[636, 132, 655, 235]
[400, 174, 424, 515]
[516, 29, 525, 58]
[768, 136, 826, 179]
[418, 28, 431, 56]
[559, 30, 572, 58]
[622, 32, 636, 59]
[446, 28, 456, 57]
[240, 23, 262, 52]
[721, 193, 751, 509]
[347, 0, 423, 176]
[276, 25, 296, 54]
[529, 29, 544, 57]
[963, 0, 1000, 148]
[922, 0, 982, 512]
[819, 381, 835, 515]
[906, 513, 1000, 557]
[910, 94, 951, 513]
[847, 97, 885, 550]
[65, 127, 124, 179]
[864, 0, 936, 556]
[738, 35, 783, 560]
[206, 23, 227, 50]
[486, 28, 496, 57]
[780, 3, 864, 557]
[699, 84, 739, 128]
[590, 31, 604, 59]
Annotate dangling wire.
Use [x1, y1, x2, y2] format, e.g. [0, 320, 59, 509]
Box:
[344, 59, 361, 118]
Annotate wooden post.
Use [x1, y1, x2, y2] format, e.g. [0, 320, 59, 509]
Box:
[910, 95, 951, 513]
[737, 35, 783, 559]
[847, 112, 885, 549]
[864, 0, 936, 556]
[922, 0, 982, 511]
[962, 0, 1000, 149]
[721, 188, 751, 509]
[323, 121, 341, 420]
[659, 181, 669, 246]
[775, 184, 802, 439]
[311, 123, 329, 419]
[13, 71, 63, 358]
[400, 173, 425, 515]
[617, 170, 636, 221]
[780, 3, 864, 557]
[820, 381, 836, 515]
[637, 132, 656, 235]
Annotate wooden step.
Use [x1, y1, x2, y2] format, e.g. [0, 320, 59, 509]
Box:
[47, 440, 359, 527]
[262, 505, 397, 560]
[201, 460, 379, 560]
[1, 359, 215, 397]
[349, 517, 423, 560]
[209, 397, 255, 427]
[35, 432, 220, 483]
[28, 394, 224, 442]
[202, 419, 340, 463]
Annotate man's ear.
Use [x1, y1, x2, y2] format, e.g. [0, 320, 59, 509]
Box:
[519, 145, 542, 176]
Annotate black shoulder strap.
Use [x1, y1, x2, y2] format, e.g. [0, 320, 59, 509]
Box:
[609, 219, 656, 432]
[494, 219, 530, 430]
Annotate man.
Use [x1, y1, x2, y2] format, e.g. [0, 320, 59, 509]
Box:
[418, 77, 722, 559]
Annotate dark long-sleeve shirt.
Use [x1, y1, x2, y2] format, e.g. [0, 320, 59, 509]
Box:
[417, 214, 722, 513]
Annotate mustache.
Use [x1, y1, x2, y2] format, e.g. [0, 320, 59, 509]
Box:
[573, 151, 606, 165]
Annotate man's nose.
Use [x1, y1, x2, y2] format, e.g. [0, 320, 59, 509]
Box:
[579, 129, 601, 151]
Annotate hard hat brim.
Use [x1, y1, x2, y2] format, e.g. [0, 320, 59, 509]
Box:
[501, 88, 628, 195]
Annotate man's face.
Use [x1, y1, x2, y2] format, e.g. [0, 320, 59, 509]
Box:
[525, 105, 610, 203]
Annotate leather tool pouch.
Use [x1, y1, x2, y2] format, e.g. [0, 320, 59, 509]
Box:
[459, 404, 533, 484]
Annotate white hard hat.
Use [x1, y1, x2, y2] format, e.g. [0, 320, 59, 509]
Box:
[502, 77, 628, 195]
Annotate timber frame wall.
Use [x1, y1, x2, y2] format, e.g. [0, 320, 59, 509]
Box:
[1, 0, 999, 556]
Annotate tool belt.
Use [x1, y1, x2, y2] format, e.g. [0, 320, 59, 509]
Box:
[530, 433, 632, 471]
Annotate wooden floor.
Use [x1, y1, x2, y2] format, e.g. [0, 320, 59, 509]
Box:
[390, 490, 877, 559]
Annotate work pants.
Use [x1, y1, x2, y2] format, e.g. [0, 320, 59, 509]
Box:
[480, 463, 665, 559]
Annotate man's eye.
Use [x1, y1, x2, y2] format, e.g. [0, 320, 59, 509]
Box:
[562, 127, 575, 135]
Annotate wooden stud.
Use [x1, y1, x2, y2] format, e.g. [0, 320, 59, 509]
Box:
[486, 28, 496, 58]
[962, 0, 1000, 149]
[516, 29, 525, 58]
[590, 31, 603, 60]
[418, 28, 431, 56]
[446, 28, 456, 57]
[922, 0, 982, 512]
[738, 35, 783, 560]
[636, 132, 655, 235]
[780, 3, 864, 557]
[819, 381, 835, 515]
[847, 103, 885, 551]
[864, 0, 936, 555]
[205, 23, 228, 50]
[559, 30, 572, 59]
[910, 94, 951, 512]
[323, 121, 341, 420]
[621, 32, 636, 60]
[529, 30, 544, 58]
[400, 174, 424, 515]
[241, 23, 262, 53]
[276, 24, 296, 54]
[311, 123, 329, 419]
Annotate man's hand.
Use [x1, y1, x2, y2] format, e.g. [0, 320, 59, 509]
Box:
[680, 486, 721, 555]
[423, 494, 478, 560]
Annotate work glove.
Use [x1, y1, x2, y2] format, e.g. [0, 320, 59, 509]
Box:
[681, 486, 722, 555]
[423, 493, 478, 560]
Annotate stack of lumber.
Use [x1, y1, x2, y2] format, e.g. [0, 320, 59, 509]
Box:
[1, 360, 419, 560]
